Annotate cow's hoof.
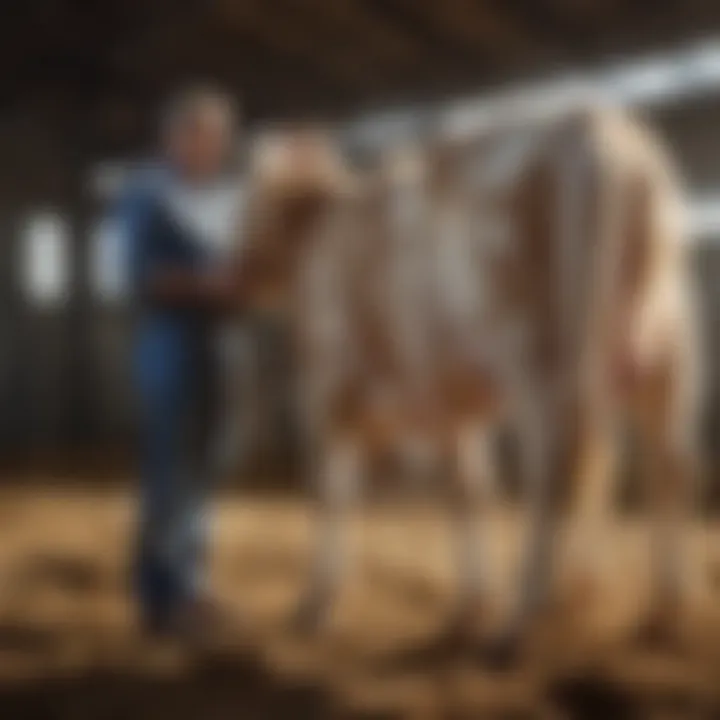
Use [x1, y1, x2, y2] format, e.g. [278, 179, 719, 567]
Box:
[564, 573, 598, 614]
[441, 603, 486, 652]
[289, 593, 330, 636]
[436, 622, 473, 656]
[478, 631, 524, 671]
[633, 611, 681, 651]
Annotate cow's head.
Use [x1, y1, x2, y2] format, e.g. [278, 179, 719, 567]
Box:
[237, 126, 355, 313]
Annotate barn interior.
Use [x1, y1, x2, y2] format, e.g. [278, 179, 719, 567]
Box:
[3, 2, 720, 718]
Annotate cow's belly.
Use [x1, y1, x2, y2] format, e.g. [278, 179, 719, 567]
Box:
[343, 359, 503, 454]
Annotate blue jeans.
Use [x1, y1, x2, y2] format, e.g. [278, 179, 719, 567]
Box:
[133, 321, 218, 624]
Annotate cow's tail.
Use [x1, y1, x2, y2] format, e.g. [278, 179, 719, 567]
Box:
[556, 119, 620, 398]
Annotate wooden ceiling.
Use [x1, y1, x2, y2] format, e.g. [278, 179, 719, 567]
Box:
[1, 0, 719, 155]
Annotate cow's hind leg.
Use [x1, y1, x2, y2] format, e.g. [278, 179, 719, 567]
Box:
[445, 422, 497, 641]
[634, 369, 696, 647]
[293, 437, 362, 632]
[564, 413, 617, 614]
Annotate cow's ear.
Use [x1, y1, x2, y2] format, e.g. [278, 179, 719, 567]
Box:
[249, 127, 351, 200]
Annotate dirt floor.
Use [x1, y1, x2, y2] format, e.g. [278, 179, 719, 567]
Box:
[1, 486, 720, 719]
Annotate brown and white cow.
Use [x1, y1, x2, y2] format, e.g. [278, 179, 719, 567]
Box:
[234, 108, 700, 656]
[428, 106, 701, 653]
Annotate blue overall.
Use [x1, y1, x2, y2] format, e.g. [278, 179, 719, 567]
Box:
[116, 169, 222, 624]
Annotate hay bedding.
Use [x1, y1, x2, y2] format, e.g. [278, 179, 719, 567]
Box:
[0, 486, 719, 719]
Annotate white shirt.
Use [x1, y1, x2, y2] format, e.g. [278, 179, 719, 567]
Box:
[163, 176, 246, 262]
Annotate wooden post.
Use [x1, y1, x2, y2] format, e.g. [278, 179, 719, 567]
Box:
[63, 166, 98, 455]
[0, 210, 24, 467]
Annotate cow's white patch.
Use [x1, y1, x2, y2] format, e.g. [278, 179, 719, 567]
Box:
[466, 127, 541, 193]
[435, 205, 482, 321]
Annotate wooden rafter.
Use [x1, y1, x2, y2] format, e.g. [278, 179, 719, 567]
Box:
[212, 0, 380, 93]
[2, 0, 719, 154]
[411, 0, 545, 67]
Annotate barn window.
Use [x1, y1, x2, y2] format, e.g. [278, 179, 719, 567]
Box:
[90, 217, 128, 303]
[21, 212, 70, 308]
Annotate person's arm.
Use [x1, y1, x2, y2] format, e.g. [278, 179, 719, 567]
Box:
[146, 265, 240, 311]
[115, 186, 241, 311]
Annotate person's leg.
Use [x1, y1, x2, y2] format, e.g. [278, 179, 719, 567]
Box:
[135, 375, 218, 633]
[171, 377, 215, 608]
[134, 328, 233, 637]
[133, 325, 205, 632]
[134, 390, 187, 631]
[165, 339, 225, 636]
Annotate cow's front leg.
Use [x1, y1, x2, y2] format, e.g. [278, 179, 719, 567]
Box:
[486, 406, 563, 666]
[446, 422, 497, 641]
[508, 456, 557, 635]
[293, 436, 362, 632]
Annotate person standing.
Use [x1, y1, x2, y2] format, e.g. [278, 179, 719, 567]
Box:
[115, 86, 245, 640]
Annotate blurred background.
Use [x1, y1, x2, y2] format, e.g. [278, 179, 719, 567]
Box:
[2, 3, 720, 718]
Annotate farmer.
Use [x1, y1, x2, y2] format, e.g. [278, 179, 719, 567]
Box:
[115, 86, 244, 640]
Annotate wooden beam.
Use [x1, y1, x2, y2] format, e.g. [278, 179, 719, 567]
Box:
[357, 0, 486, 79]
[202, 8, 359, 111]
[213, 0, 377, 93]
[405, 0, 547, 68]
[288, 0, 424, 67]
[69, 0, 359, 150]
[0, 211, 24, 455]
[5, 0, 720, 153]
[480, 0, 585, 59]
[579, 0, 720, 54]
[266, 0, 479, 103]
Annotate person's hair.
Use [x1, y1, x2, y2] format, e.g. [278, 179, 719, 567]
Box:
[161, 83, 239, 138]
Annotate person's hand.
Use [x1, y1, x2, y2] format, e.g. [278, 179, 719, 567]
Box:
[612, 332, 655, 390]
[612, 345, 640, 390]
[200, 269, 244, 311]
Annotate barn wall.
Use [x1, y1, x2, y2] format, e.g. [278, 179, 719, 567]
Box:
[651, 97, 720, 191]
